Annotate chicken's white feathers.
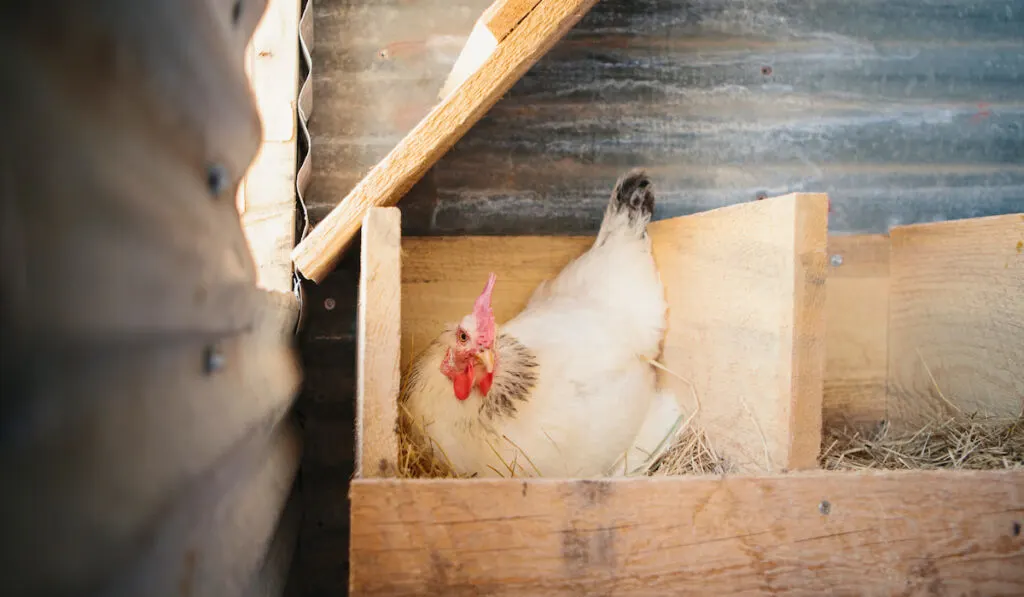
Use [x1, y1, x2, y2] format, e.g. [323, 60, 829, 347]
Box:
[402, 169, 670, 478]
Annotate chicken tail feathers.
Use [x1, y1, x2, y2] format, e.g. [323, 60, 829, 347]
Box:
[596, 168, 655, 246]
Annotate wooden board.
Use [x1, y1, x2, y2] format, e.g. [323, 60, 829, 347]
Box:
[649, 193, 829, 473]
[823, 234, 891, 427]
[349, 470, 1024, 596]
[887, 213, 1024, 428]
[356, 208, 403, 477]
[99, 422, 301, 597]
[240, 0, 301, 293]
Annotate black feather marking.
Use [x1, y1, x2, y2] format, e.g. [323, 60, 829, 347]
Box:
[479, 333, 538, 421]
[612, 168, 655, 218]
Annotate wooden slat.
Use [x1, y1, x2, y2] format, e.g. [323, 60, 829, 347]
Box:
[823, 234, 891, 426]
[241, 0, 300, 293]
[99, 422, 302, 597]
[887, 213, 1024, 428]
[244, 488, 302, 597]
[0, 290, 301, 596]
[350, 470, 1024, 596]
[648, 193, 829, 473]
[356, 208, 403, 477]
[290, 0, 600, 282]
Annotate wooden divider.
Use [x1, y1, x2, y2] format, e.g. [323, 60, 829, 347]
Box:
[649, 192, 829, 473]
[356, 208, 403, 477]
[823, 234, 891, 426]
[886, 213, 1024, 428]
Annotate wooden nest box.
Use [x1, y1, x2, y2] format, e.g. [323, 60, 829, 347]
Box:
[351, 199, 1024, 595]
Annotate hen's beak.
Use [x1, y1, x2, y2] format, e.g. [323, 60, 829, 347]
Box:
[476, 347, 495, 373]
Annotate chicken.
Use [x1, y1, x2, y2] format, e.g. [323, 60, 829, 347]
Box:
[400, 169, 672, 478]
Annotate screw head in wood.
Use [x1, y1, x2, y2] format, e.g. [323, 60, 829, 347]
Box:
[203, 345, 225, 374]
[206, 164, 229, 196]
[324, 297, 336, 311]
[830, 254, 844, 267]
[818, 500, 832, 515]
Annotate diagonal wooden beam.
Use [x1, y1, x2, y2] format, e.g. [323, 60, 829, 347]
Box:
[290, 0, 600, 283]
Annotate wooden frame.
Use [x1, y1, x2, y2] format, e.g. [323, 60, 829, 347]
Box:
[351, 200, 1024, 594]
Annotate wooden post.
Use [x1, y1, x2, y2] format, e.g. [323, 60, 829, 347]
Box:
[649, 193, 830, 474]
[356, 208, 403, 477]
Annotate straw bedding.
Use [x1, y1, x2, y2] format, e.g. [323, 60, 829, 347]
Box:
[397, 406, 1023, 478]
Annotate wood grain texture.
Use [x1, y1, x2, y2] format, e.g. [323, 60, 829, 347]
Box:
[349, 470, 1024, 596]
[824, 234, 891, 427]
[241, 0, 300, 293]
[482, 0, 545, 40]
[887, 213, 1024, 428]
[649, 193, 829, 473]
[291, 0, 599, 282]
[0, 289, 301, 596]
[357, 208, 403, 477]
[99, 422, 301, 597]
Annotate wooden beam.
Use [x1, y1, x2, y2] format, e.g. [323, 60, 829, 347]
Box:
[648, 193, 829, 474]
[290, 0, 600, 283]
[349, 470, 1024, 596]
[823, 234, 891, 427]
[887, 213, 1024, 428]
[240, 0, 300, 293]
[356, 208, 403, 477]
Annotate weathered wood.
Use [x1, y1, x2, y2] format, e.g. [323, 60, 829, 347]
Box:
[649, 193, 829, 473]
[0, 290, 301, 596]
[240, 0, 300, 294]
[887, 213, 1024, 428]
[0, 0, 267, 341]
[356, 208, 403, 477]
[243, 488, 302, 597]
[349, 470, 1024, 596]
[291, 0, 599, 282]
[823, 234, 891, 427]
[98, 421, 301, 597]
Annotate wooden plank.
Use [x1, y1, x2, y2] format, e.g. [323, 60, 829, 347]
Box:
[290, 0, 600, 282]
[887, 213, 1024, 428]
[244, 488, 302, 597]
[356, 208, 403, 477]
[823, 234, 890, 427]
[648, 193, 829, 474]
[99, 422, 301, 597]
[349, 470, 1024, 596]
[0, 290, 301, 597]
[241, 0, 300, 293]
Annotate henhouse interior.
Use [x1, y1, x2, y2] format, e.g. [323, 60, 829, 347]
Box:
[3, 0, 1021, 596]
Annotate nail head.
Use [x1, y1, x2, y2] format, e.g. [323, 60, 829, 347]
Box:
[324, 297, 336, 311]
[818, 500, 832, 515]
[830, 254, 844, 267]
[203, 345, 225, 374]
[206, 164, 229, 196]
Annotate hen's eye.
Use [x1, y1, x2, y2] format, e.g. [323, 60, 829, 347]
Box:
[458, 330, 469, 343]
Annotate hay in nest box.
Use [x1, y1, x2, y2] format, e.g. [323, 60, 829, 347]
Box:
[820, 414, 1024, 471]
[397, 412, 1023, 478]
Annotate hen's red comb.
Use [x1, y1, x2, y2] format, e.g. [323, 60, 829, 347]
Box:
[473, 272, 497, 346]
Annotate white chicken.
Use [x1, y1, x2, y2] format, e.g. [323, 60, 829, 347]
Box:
[400, 169, 677, 478]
